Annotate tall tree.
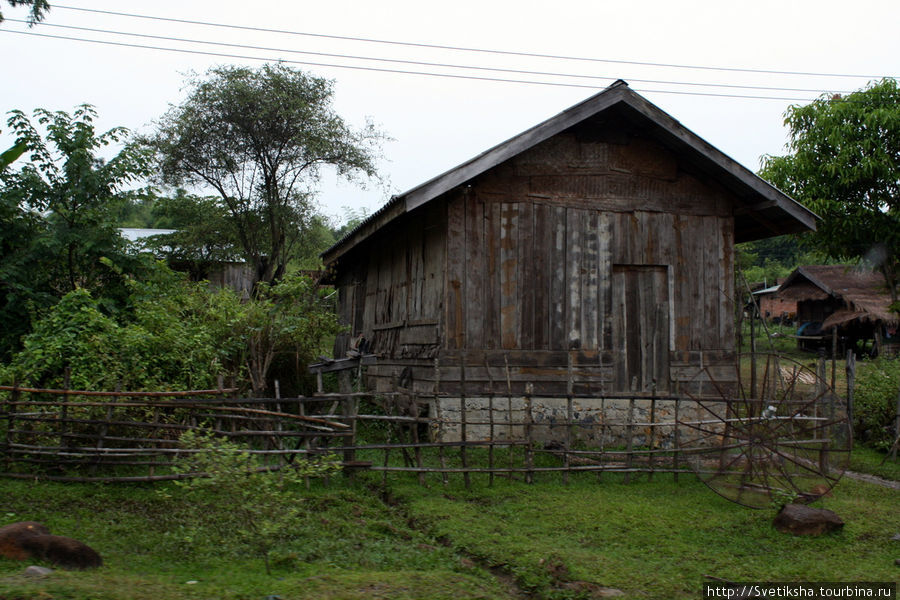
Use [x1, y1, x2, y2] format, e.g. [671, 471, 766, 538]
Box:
[0, 105, 151, 355]
[150, 64, 384, 288]
[760, 78, 900, 303]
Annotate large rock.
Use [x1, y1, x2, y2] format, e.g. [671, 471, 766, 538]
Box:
[20, 534, 103, 570]
[0, 521, 102, 569]
[0, 522, 51, 560]
[774, 504, 844, 536]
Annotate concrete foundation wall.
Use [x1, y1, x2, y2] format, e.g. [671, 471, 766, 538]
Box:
[430, 396, 727, 448]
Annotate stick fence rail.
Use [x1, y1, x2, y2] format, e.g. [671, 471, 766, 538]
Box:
[0, 377, 739, 486]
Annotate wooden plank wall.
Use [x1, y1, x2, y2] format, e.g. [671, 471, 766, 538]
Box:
[334, 201, 446, 365]
[341, 124, 739, 395]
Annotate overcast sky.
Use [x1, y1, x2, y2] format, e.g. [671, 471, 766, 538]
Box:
[3, 0, 898, 224]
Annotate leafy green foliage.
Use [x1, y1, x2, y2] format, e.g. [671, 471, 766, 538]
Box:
[0, 105, 152, 357]
[736, 235, 828, 286]
[233, 272, 341, 394]
[0, 140, 26, 169]
[150, 63, 385, 287]
[0, 266, 338, 394]
[165, 430, 341, 574]
[853, 358, 900, 451]
[0, 0, 49, 24]
[760, 79, 900, 303]
[0, 266, 239, 390]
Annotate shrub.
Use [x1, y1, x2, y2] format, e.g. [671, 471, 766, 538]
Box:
[164, 430, 341, 573]
[853, 358, 900, 451]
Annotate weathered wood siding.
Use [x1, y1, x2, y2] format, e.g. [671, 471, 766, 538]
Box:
[337, 121, 737, 395]
[334, 201, 446, 362]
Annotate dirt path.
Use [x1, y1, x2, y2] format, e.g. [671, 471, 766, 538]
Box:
[842, 470, 900, 490]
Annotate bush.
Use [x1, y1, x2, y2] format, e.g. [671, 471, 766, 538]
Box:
[164, 430, 341, 573]
[853, 358, 900, 451]
[0, 265, 239, 391]
[0, 265, 340, 394]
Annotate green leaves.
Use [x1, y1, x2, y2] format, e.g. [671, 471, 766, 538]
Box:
[168, 430, 341, 573]
[0, 0, 50, 25]
[760, 78, 900, 303]
[0, 140, 25, 170]
[0, 105, 155, 357]
[149, 63, 385, 287]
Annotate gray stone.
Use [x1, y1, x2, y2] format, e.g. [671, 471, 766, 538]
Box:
[24, 565, 53, 577]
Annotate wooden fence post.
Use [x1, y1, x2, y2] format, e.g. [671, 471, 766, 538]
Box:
[673, 396, 680, 482]
[648, 382, 657, 481]
[484, 357, 496, 487]
[892, 387, 900, 462]
[564, 353, 573, 485]
[339, 371, 356, 481]
[624, 396, 635, 484]
[845, 350, 856, 445]
[60, 368, 70, 450]
[435, 357, 448, 486]
[3, 380, 17, 471]
[411, 394, 424, 486]
[460, 358, 470, 490]
[524, 382, 534, 485]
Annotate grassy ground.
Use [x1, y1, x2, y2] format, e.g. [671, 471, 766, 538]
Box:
[1, 451, 897, 600]
[0, 479, 512, 600]
[848, 445, 900, 481]
[398, 473, 899, 599]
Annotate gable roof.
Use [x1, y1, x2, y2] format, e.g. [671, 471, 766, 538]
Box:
[323, 80, 817, 265]
[778, 265, 898, 328]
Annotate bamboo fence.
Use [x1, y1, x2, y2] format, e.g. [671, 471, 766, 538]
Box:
[0, 381, 721, 486]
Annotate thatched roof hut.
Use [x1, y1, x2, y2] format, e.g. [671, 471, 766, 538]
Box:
[778, 265, 898, 355]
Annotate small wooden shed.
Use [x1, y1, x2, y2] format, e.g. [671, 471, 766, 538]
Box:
[322, 81, 816, 398]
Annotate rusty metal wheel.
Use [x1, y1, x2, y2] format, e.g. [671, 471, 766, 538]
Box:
[680, 353, 851, 508]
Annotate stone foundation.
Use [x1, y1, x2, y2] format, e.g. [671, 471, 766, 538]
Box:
[430, 396, 727, 449]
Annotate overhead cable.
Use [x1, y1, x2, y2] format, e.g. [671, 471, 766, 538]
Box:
[4, 18, 857, 96]
[51, 3, 896, 80]
[1, 29, 828, 102]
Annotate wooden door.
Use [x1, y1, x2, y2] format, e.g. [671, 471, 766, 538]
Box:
[612, 265, 670, 392]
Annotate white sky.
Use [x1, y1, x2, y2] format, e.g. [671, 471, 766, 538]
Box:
[3, 0, 898, 225]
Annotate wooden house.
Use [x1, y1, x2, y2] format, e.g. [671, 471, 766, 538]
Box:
[777, 265, 899, 356]
[321, 81, 816, 401]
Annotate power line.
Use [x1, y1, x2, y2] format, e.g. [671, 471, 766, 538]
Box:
[5, 18, 856, 96]
[0, 29, 824, 102]
[52, 3, 896, 81]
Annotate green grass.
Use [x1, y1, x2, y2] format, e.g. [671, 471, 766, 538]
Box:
[848, 445, 900, 481]
[0, 478, 512, 600]
[1, 469, 896, 600]
[396, 474, 899, 599]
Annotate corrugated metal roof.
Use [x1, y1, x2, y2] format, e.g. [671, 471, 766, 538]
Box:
[322, 80, 817, 265]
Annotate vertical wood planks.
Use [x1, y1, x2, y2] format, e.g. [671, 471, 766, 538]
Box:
[549, 206, 567, 350]
[518, 201, 535, 350]
[484, 201, 500, 349]
[500, 202, 519, 349]
[465, 192, 485, 349]
[566, 208, 583, 349]
[582, 210, 599, 350]
[702, 215, 719, 348]
[719, 217, 735, 349]
[446, 194, 466, 349]
[533, 203, 551, 350]
[408, 211, 425, 320]
[421, 202, 446, 323]
[597, 212, 612, 352]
